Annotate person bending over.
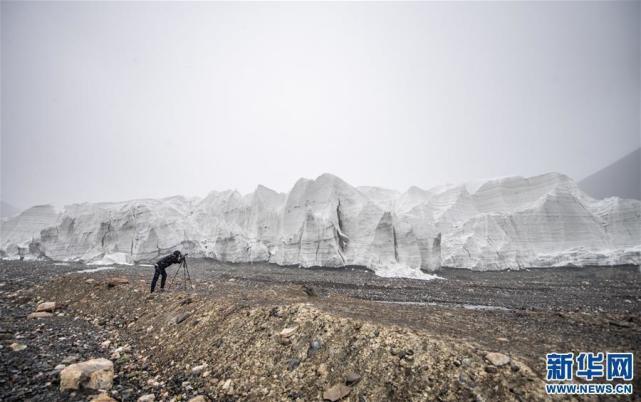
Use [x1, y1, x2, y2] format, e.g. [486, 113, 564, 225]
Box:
[150, 250, 184, 293]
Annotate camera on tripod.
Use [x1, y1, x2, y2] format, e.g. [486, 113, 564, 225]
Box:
[170, 252, 193, 291]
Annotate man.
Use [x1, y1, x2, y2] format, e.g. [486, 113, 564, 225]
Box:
[150, 250, 184, 293]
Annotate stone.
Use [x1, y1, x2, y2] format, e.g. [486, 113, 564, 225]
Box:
[62, 354, 80, 364]
[323, 383, 352, 401]
[137, 394, 156, 402]
[90, 393, 117, 402]
[287, 358, 300, 371]
[345, 371, 361, 385]
[188, 397, 208, 402]
[317, 363, 329, 378]
[485, 352, 511, 367]
[302, 284, 317, 297]
[191, 363, 208, 375]
[173, 312, 191, 324]
[609, 320, 633, 328]
[9, 342, 26, 351]
[59, 358, 114, 391]
[36, 302, 56, 312]
[100, 340, 111, 349]
[308, 339, 322, 357]
[221, 379, 232, 390]
[114, 345, 130, 353]
[28, 312, 53, 319]
[279, 326, 298, 338]
[485, 366, 498, 374]
[147, 379, 161, 388]
[106, 277, 129, 287]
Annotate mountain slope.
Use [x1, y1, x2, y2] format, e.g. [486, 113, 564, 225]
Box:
[579, 148, 641, 200]
[0, 201, 21, 218]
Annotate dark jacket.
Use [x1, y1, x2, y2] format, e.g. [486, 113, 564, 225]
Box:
[155, 253, 182, 270]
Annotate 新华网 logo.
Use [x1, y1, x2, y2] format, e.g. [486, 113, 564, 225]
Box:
[544, 352, 633, 395]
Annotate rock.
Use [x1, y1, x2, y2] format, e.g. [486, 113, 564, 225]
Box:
[188, 396, 208, 402]
[302, 284, 317, 297]
[308, 339, 322, 357]
[609, 320, 633, 328]
[62, 354, 80, 364]
[173, 312, 191, 324]
[36, 301, 56, 312]
[279, 326, 298, 338]
[317, 363, 329, 378]
[9, 342, 26, 351]
[59, 358, 114, 391]
[345, 371, 361, 385]
[53, 364, 66, 373]
[147, 379, 161, 388]
[287, 358, 300, 371]
[137, 394, 156, 402]
[85, 278, 96, 284]
[28, 312, 53, 319]
[485, 366, 498, 374]
[106, 277, 129, 287]
[221, 379, 232, 390]
[485, 352, 511, 367]
[100, 340, 111, 349]
[114, 345, 130, 353]
[323, 383, 352, 401]
[90, 393, 117, 402]
[191, 363, 208, 375]
[458, 372, 475, 386]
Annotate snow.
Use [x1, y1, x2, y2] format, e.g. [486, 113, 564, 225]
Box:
[87, 252, 133, 266]
[1, 172, 639, 275]
[77, 266, 115, 273]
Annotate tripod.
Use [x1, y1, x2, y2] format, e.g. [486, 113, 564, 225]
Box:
[169, 255, 193, 291]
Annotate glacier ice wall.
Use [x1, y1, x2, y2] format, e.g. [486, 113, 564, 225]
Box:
[1, 172, 639, 274]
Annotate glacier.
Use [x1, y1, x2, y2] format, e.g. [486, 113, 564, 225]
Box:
[1, 172, 639, 276]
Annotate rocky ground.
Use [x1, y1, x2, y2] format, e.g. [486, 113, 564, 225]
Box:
[1, 259, 640, 401]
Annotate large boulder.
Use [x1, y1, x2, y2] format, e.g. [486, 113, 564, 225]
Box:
[59, 358, 114, 391]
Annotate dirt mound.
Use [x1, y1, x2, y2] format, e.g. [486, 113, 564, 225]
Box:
[37, 275, 547, 401]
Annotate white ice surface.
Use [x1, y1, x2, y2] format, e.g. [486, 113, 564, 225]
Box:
[1, 172, 639, 275]
[77, 266, 115, 273]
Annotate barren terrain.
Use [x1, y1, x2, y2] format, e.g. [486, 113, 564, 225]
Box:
[1, 260, 640, 401]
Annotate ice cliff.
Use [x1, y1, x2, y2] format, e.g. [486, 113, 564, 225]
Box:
[1, 173, 639, 275]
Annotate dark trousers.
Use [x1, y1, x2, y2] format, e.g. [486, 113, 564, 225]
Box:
[150, 265, 167, 293]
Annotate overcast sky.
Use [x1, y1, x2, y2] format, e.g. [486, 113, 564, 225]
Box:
[2, 1, 640, 208]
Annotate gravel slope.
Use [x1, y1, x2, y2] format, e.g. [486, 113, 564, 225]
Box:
[1, 260, 639, 401]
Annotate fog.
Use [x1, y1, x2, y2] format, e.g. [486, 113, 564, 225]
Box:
[2, 1, 639, 208]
